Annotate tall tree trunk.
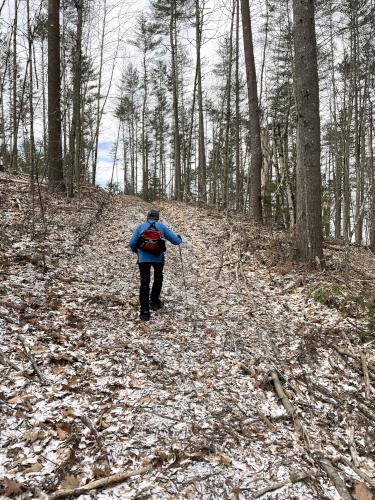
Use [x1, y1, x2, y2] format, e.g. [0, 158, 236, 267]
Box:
[329, 2, 342, 239]
[196, 0, 207, 203]
[293, 0, 323, 264]
[26, 0, 35, 187]
[342, 63, 352, 242]
[170, 0, 182, 201]
[74, 0, 83, 197]
[142, 49, 149, 200]
[41, 39, 47, 172]
[67, 0, 83, 197]
[48, 0, 65, 192]
[235, 0, 241, 211]
[12, 0, 18, 173]
[369, 98, 375, 253]
[240, 0, 262, 222]
[92, 0, 107, 185]
[223, 1, 235, 209]
[185, 64, 198, 200]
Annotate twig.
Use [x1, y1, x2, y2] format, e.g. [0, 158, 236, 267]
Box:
[17, 335, 47, 384]
[360, 353, 371, 399]
[0, 351, 34, 380]
[257, 411, 277, 433]
[339, 455, 375, 488]
[348, 425, 359, 467]
[0, 351, 21, 372]
[319, 458, 352, 500]
[254, 470, 315, 498]
[239, 362, 254, 376]
[49, 465, 153, 499]
[215, 251, 224, 279]
[79, 414, 110, 468]
[333, 346, 375, 381]
[357, 402, 375, 422]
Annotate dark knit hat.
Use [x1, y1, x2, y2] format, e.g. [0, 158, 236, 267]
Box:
[147, 209, 160, 220]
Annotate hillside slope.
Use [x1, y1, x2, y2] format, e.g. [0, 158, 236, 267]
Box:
[1, 182, 374, 499]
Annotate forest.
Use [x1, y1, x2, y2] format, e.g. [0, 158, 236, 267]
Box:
[1, 0, 375, 498]
[0, 0, 374, 261]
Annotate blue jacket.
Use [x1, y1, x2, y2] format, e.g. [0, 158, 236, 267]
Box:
[129, 218, 182, 263]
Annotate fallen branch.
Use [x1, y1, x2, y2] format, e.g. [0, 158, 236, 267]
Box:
[257, 411, 277, 433]
[17, 336, 47, 384]
[319, 458, 352, 500]
[339, 455, 375, 488]
[348, 425, 359, 467]
[360, 353, 371, 399]
[0, 351, 21, 372]
[270, 369, 304, 435]
[239, 362, 254, 376]
[334, 347, 375, 381]
[357, 402, 375, 422]
[0, 352, 34, 380]
[79, 414, 110, 468]
[254, 470, 315, 498]
[49, 465, 153, 499]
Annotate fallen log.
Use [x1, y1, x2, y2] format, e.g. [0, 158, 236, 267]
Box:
[254, 470, 315, 498]
[319, 458, 353, 500]
[49, 465, 153, 499]
[270, 369, 304, 435]
[339, 455, 375, 488]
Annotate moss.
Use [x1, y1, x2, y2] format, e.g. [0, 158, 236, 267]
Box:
[309, 283, 375, 341]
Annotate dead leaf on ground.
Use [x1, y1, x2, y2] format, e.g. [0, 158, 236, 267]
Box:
[62, 407, 77, 418]
[58, 474, 80, 490]
[27, 461, 43, 472]
[207, 454, 232, 466]
[92, 465, 109, 479]
[353, 482, 373, 500]
[2, 478, 22, 497]
[22, 430, 45, 442]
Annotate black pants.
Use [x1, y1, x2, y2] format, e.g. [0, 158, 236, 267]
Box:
[138, 262, 164, 312]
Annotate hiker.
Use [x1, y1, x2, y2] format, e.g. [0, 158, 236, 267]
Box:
[129, 209, 182, 321]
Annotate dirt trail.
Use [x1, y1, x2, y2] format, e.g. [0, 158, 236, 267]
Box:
[1, 195, 374, 499]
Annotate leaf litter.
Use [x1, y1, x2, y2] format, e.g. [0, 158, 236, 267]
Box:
[1, 173, 375, 498]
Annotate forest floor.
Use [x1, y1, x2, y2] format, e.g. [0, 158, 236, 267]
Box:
[1, 173, 375, 500]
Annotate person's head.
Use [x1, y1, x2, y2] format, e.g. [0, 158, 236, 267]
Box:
[147, 209, 160, 221]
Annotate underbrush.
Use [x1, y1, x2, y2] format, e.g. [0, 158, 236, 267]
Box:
[309, 282, 375, 342]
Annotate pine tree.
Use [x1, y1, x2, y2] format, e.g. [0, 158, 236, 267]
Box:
[293, 0, 323, 264]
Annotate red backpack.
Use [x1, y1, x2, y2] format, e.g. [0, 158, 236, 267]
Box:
[136, 222, 166, 255]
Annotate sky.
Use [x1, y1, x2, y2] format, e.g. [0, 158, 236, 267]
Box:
[0, 0, 286, 189]
[92, 0, 266, 188]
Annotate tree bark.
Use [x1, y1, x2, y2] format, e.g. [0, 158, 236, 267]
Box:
[12, 0, 18, 173]
[91, 0, 107, 185]
[223, 1, 235, 209]
[170, 0, 182, 201]
[240, 0, 262, 222]
[48, 0, 65, 192]
[196, 0, 207, 203]
[369, 98, 375, 253]
[293, 0, 323, 264]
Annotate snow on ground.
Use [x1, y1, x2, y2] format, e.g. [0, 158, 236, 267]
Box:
[1, 175, 375, 499]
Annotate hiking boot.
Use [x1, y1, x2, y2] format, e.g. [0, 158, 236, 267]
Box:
[151, 300, 164, 311]
[140, 311, 150, 321]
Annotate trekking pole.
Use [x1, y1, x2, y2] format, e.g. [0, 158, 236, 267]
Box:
[179, 245, 189, 302]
